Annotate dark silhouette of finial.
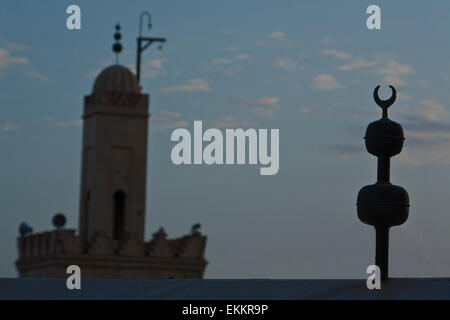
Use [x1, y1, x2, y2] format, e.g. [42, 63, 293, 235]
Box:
[357, 85, 409, 281]
[19, 222, 33, 236]
[113, 23, 123, 64]
[191, 223, 201, 235]
[52, 213, 66, 229]
[373, 85, 396, 119]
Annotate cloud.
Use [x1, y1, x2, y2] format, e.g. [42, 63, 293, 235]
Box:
[0, 45, 51, 82]
[141, 58, 167, 79]
[208, 116, 253, 128]
[0, 121, 22, 132]
[334, 55, 415, 87]
[212, 54, 250, 64]
[407, 100, 446, 122]
[3, 41, 28, 51]
[235, 54, 250, 60]
[320, 37, 335, 45]
[0, 48, 28, 68]
[397, 92, 411, 101]
[212, 58, 232, 64]
[312, 74, 341, 90]
[276, 58, 303, 71]
[223, 66, 244, 76]
[226, 46, 240, 52]
[210, 54, 250, 75]
[252, 97, 281, 116]
[25, 70, 52, 83]
[320, 49, 351, 59]
[333, 144, 365, 158]
[257, 31, 301, 48]
[53, 119, 82, 127]
[160, 78, 210, 93]
[373, 60, 415, 86]
[267, 31, 286, 40]
[297, 107, 311, 114]
[32, 117, 81, 128]
[151, 110, 188, 129]
[335, 58, 378, 71]
[231, 96, 282, 116]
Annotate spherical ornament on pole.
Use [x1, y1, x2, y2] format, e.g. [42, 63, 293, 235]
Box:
[356, 85, 410, 281]
[52, 213, 67, 229]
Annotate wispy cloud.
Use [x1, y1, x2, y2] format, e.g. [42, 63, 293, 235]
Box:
[267, 31, 286, 40]
[32, 117, 82, 128]
[335, 58, 378, 71]
[256, 31, 301, 48]
[208, 115, 253, 128]
[0, 44, 51, 82]
[223, 66, 244, 76]
[312, 74, 341, 90]
[320, 49, 351, 59]
[151, 110, 188, 129]
[0, 47, 28, 68]
[373, 60, 415, 86]
[226, 46, 240, 52]
[236, 54, 250, 60]
[0, 121, 22, 132]
[333, 54, 415, 87]
[160, 78, 210, 93]
[320, 37, 335, 45]
[210, 53, 250, 75]
[212, 58, 232, 65]
[297, 107, 311, 114]
[3, 41, 28, 51]
[276, 58, 304, 72]
[231, 96, 282, 116]
[141, 58, 167, 79]
[53, 119, 82, 127]
[252, 97, 281, 116]
[25, 70, 52, 83]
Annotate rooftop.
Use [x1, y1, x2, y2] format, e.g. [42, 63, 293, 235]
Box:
[1, 278, 450, 299]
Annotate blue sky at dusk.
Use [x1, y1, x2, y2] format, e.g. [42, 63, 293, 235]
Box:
[2, 1, 450, 278]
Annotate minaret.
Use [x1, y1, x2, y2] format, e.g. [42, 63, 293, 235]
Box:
[357, 85, 410, 280]
[16, 23, 207, 279]
[78, 25, 150, 252]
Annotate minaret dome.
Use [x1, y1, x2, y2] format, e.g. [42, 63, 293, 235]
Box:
[93, 65, 140, 93]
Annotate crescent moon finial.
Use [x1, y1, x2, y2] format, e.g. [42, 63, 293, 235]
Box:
[373, 85, 396, 119]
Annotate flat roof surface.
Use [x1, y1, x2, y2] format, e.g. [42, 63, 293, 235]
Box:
[1, 278, 449, 299]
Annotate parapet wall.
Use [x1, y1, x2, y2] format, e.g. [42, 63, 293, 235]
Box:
[17, 229, 81, 259]
[16, 229, 208, 279]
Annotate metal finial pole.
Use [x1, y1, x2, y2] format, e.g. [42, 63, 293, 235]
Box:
[113, 24, 123, 64]
[357, 85, 409, 281]
[136, 11, 166, 83]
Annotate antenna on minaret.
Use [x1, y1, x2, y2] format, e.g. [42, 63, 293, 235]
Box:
[113, 23, 123, 64]
[136, 11, 167, 83]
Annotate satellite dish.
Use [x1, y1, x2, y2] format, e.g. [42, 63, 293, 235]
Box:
[52, 213, 66, 229]
[19, 222, 33, 236]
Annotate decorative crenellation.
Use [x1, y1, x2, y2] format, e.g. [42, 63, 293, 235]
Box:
[18, 228, 206, 261]
[145, 229, 207, 259]
[17, 229, 81, 259]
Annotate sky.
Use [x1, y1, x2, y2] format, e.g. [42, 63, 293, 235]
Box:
[2, 0, 450, 278]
